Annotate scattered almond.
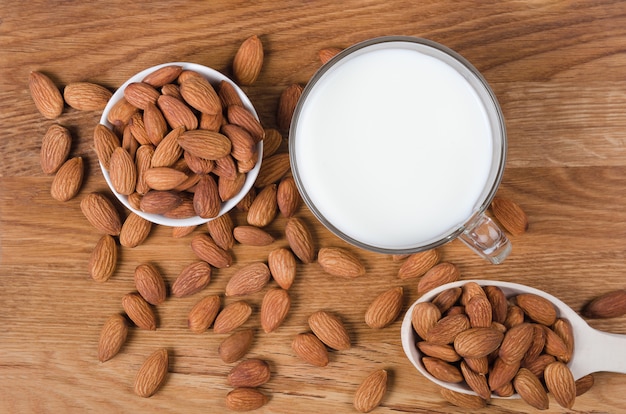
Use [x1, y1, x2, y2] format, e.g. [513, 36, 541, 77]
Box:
[398, 249, 440, 279]
[582, 289, 626, 319]
[317, 247, 365, 278]
[120, 212, 152, 248]
[544, 361, 576, 409]
[277, 83, 303, 132]
[40, 124, 72, 174]
[50, 156, 84, 202]
[63, 81, 112, 111]
[225, 262, 271, 297]
[188, 295, 221, 333]
[80, 192, 122, 236]
[292, 332, 329, 367]
[308, 310, 351, 351]
[285, 217, 316, 263]
[29, 71, 64, 119]
[233, 225, 275, 246]
[134, 263, 166, 305]
[134, 348, 168, 398]
[233, 35, 264, 85]
[490, 196, 529, 236]
[213, 300, 252, 334]
[417, 262, 460, 294]
[227, 359, 271, 388]
[89, 234, 117, 282]
[98, 314, 128, 362]
[440, 388, 487, 409]
[219, 328, 255, 363]
[353, 369, 388, 413]
[190, 233, 232, 268]
[171, 261, 212, 297]
[261, 288, 291, 333]
[364, 287, 403, 329]
[122, 292, 157, 330]
[225, 387, 268, 411]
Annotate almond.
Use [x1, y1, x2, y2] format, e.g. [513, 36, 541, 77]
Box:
[411, 302, 442, 340]
[120, 212, 152, 248]
[575, 374, 595, 396]
[193, 174, 221, 218]
[107, 97, 138, 127]
[50, 156, 84, 202]
[178, 129, 231, 160]
[151, 126, 184, 168]
[89, 234, 117, 282]
[422, 357, 463, 383]
[108, 146, 137, 195]
[454, 327, 504, 358]
[225, 388, 268, 411]
[426, 314, 470, 345]
[63, 81, 112, 111]
[225, 262, 271, 297]
[142, 65, 183, 87]
[417, 262, 460, 294]
[143, 167, 187, 191]
[227, 104, 265, 143]
[134, 348, 168, 398]
[318, 47, 342, 64]
[493, 382, 515, 397]
[285, 217, 316, 263]
[219, 328, 254, 363]
[490, 196, 529, 235]
[40, 124, 72, 174]
[308, 310, 351, 351]
[276, 83, 303, 132]
[139, 190, 182, 214]
[262, 128, 282, 159]
[143, 102, 168, 145]
[504, 304, 525, 329]
[522, 354, 555, 379]
[187, 295, 221, 333]
[498, 322, 534, 364]
[484, 285, 508, 324]
[460, 360, 491, 400]
[513, 368, 549, 410]
[440, 388, 487, 409]
[317, 247, 365, 278]
[247, 184, 278, 227]
[233, 225, 275, 246]
[129, 112, 151, 145]
[80, 192, 122, 236]
[489, 357, 520, 391]
[544, 361, 576, 409]
[135, 145, 154, 194]
[260, 288, 291, 333]
[172, 225, 196, 238]
[515, 293, 557, 326]
[365, 287, 403, 329]
[353, 369, 387, 413]
[233, 35, 264, 85]
[582, 289, 626, 319]
[254, 153, 290, 187]
[124, 82, 160, 110]
[219, 172, 246, 201]
[464, 356, 489, 375]
[268, 248, 297, 290]
[218, 80, 245, 108]
[98, 313, 128, 363]
[179, 75, 222, 115]
[465, 294, 493, 328]
[206, 212, 235, 250]
[222, 123, 256, 162]
[213, 300, 252, 334]
[122, 292, 157, 330]
[236, 186, 256, 211]
[552, 318, 574, 359]
[543, 325, 570, 362]
[29, 71, 64, 119]
[292, 332, 329, 367]
[190, 233, 232, 268]
[157, 94, 198, 130]
[460, 281, 487, 306]
[227, 359, 271, 388]
[417, 342, 460, 362]
[171, 261, 212, 297]
[397, 249, 441, 279]
[277, 176, 301, 217]
[522, 324, 546, 365]
[432, 287, 462, 314]
[134, 263, 166, 305]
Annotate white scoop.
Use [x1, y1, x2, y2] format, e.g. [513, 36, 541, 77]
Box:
[401, 279, 626, 397]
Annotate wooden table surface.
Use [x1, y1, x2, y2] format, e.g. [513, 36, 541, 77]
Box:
[2, 1, 626, 412]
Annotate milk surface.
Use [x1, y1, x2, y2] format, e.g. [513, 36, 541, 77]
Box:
[293, 45, 493, 250]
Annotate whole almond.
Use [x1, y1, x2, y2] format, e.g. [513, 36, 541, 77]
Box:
[193, 174, 221, 218]
[317, 247, 365, 278]
[365, 287, 403, 329]
[151, 126, 184, 168]
[440, 388, 487, 409]
[484, 285, 508, 324]
[219, 328, 254, 363]
[277, 83, 303, 132]
[109, 147, 137, 195]
[80, 192, 122, 236]
[268, 248, 297, 290]
[172, 225, 196, 238]
[544, 361, 576, 409]
[124, 82, 160, 110]
[522, 354, 555, 379]
[308, 310, 351, 351]
[143, 102, 168, 145]
[543, 325, 570, 362]
[135, 145, 154, 194]
[222, 123, 256, 162]
[139, 190, 182, 214]
[582, 289, 626, 319]
[432, 287, 462, 314]
[51, 156, 84, 202]
[122, 292, 157, 330]
[417, 342, 460, 362]
[190, 233, 232, 268]
[227, 359, 271, 388]
[516, 293, 557, 326]
[187, 295, 221, 333]
[318, 47, 342, 64]
[411, 302, 442, 340]
[171, 261, 212, 297]
[233, 35, 264, 85]
[178, 129, 231, 160]
[552, 318, 574, 358]
[489, 357, 520, 391]
[513, 368, 549, 410]
[179, 75, 222, 115]
[353, 369, 388, 413]
[63, 82, 112, 111]
[40, 124, 71, 174]
[225, 388, 268, 411]
[398, 249, 441, 279]
[218, 80, 245, 108]
[206, 213, 235, 250]
[522, 324, 547, 365]
[261, 288, 291, 333]
[285, 217, 316, 263]
[225, 262, 271, 297]
[490, 196, 529, 236]
[227, 105, 265, 143]
[120, 212, 152, 248]
[494, 382, 515, 398]
[134, 348, 168, 398]
[575, 374, 594, 396]
[292, 332, 329, 367]
[460, 281, 487, 306]
[157, 94, 198, 130]
[255, 153, 290, 187]
[89, 234, 117, 282]
[504, 304, 525, 329]
[454, 327, 504, 358]
[465, 294, 493, 328]
[142, 65, 183, 87]
[134, 263, 166, 305]
[143, 167, 187, 191]
[262, 128, 282, 159]
[107, 97, 138, 127]
[98, 313, 128, 362]
[218, 171, 246, 201]
[498, 322, 534, 364]
[460, 360, 491, 400]
[422, 357, 463, 383]
[426, 314, 470, 345]
[247, 184, 278, 227]
[277, 176, 301, 217]
[233, 225, 275, 246]
[417, 262, 460, 294]
[29, 71, 64, 119]
[213, 300, 252, 334]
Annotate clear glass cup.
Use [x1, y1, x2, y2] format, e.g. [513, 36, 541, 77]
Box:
[289, 36, 511, 264]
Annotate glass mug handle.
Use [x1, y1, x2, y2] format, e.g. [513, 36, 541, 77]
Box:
[458, 213, 512, 264]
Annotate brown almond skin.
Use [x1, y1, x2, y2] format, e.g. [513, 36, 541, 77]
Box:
[397, 249, 441, 279]
[417, 342, 460, 363]
[134, 263, 166, 305]
[142, 65, 183, 87]
[440, 388, 487, 409]
[544, 361, 576, 409]
[365, 287, 403, 329]
[489, 357, 521, 391]
[255, 153, 291, 188]
[80, 192, 122, 236]
[490, 196, 529, 236]
[317, 247, 365, 278]
[233, 35, 264, 85]
[93, 124, 121, 170]
[227, 359, 271, 388]
[268, 248, 297, 290]
[233, 225, 275, 246]
[179, 75, 222, 115]
[353, 369, 388, 413]
[213, 300, 252, 334]
[318, 47, 342, 64]
[453, 327, 504, 359]
[432, 287, 462, 314]
[575, 374, 595, 396]
[247, 184, 278, 227]
[206, 212, 235, 250]
[140, 190, 182, 215]
[41, 124, 71, 174]
[411, 302, 442, 340]
[308, 311, 351, 350]
[499, 322, 534, 364]
[277, 83, 303, 132]
[63, 81, 112, 111]
[262, 128, 282, 159]
[188, 295, 221, 334]
[134, 348, 168, 398]
[190, 233, 232, 268]
[465, 294, 493, 328]
[460, 360, 491, 400]
[89, 234, 117, 282]
[292, 332, 329, 367]
[225, 262, 271, 297]
[193, 174, 221, 218]
[98, 314, 128, 362]
[417, 262, 460, 294]
[51, 156, 84, 202]
[29, 71, 64, 119]
[120, 212, 152, 248]
[219, 329, 255, 363]
[122, 292, 157, 330]
[484, 285, 509, 324]
[582, 289, 626, 318]
[513, 368, 549, 410]
[277, 176, 301, 217]
[515, 293, 557, 326]
[285, 217, 316, 263]
[227, 104, 265, 143]
[171, 261, 212, 298]
[225, 387, 268, 411]
[422, 357, 463, 383]
[261, 288, 291, 333]
[426, 314, 470, 345]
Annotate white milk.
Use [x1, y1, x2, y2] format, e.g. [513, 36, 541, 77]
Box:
[293, 44, 494, 250]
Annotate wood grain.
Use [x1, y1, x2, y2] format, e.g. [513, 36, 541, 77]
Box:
[2, 1, 626, 412]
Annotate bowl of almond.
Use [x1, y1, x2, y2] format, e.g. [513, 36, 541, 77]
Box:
[97, 62, 264, 227]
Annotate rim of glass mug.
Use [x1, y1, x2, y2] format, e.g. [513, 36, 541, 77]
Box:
[289, 36, 509, 261]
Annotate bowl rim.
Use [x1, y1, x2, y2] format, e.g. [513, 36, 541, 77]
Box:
[99, 61, 263, 227]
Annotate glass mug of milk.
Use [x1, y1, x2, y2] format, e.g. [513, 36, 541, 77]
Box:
[289, 36, 511, 264]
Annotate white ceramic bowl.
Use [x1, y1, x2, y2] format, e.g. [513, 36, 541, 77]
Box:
[99, 62, 263, 227]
